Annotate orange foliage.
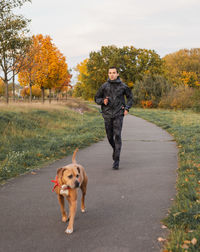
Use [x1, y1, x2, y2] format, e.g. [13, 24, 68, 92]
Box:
[141, 100, 153, 108]
[0, 78, 5, 96]
[18, 34, 71, 91]
[21, 86, 42, 97]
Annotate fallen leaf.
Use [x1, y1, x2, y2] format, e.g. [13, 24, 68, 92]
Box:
[181, 244, 189, 249]
[183, 240, 191, 244]
[31, 171, 37, 175]
[157, 237, 166, 242]
[191, 238, 197, 245]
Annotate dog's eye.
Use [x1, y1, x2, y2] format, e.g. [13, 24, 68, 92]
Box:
[68, 175, 73, 179]
[76, 174, 79, 178]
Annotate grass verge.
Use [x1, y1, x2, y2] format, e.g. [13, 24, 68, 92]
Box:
[130, 108, 200, 251]
[0, 101, 105, 183]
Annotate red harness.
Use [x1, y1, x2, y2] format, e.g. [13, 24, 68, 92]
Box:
[51, 176, 60, 192]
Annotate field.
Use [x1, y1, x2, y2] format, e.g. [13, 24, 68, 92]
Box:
[0, 100, 105, 183]
[131, 108, 200, 251]
[1, 101, 200, 250]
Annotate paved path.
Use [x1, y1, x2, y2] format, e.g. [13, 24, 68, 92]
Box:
[0, 115, 177, 252]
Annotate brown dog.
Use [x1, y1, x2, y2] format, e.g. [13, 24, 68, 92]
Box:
[52, 148, 88, 234]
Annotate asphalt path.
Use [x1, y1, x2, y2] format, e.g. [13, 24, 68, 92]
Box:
[0, 115, 177, 252]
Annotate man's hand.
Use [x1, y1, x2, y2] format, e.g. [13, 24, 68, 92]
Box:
[103, 97, 109, 105]
[124, 110, 129, 116]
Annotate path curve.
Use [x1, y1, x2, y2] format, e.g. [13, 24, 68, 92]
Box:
[0, 115, 177, 252]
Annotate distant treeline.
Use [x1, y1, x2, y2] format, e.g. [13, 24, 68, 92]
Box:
[74, 46, 200, 111]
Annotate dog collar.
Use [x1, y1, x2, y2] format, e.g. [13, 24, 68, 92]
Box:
[51, 175, 60, 192]
[51, 176, 71, 192]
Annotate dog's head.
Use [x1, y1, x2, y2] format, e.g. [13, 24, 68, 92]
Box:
[57, 165, 81, 189]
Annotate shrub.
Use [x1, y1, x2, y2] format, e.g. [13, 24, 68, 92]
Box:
[159, 86, 198, 110]
[141, 100, 153, 108]
[191, 88, 200, 112]
[133, 74, 172, 107]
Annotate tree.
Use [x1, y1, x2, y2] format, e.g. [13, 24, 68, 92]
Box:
[75, 45, 164, 100]
[18, 36, 42, 102]
[0, 0, 31, 103]
[0, 0, 31, 12]
[163, 48, 200, 87]
[73, 59, 89, 98]
[18, 34, 71, 103]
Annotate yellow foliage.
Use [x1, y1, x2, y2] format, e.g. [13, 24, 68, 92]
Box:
[21, 86, 42, 97]
[73, 59, 89, 97]
[18, 34, 71, 91]
[163, 48, 200, 87]
[0, 79, 5, 96]
[76, 59, 89, 83]
[181, 71, 199, 87]
[127, 81, 134, 88]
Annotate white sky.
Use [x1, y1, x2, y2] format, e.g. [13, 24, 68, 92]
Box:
[16, 0, 200, 75]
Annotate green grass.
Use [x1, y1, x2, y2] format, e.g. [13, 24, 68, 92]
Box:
[0, 102, 105, 183]
[130, 108, 200, 251]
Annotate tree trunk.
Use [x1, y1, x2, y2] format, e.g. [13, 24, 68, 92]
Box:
[29, 82, 32, 103]
[41, 87, 45, 103]
[49, 88, 51, 104]
[4, 74, 9, 104]
[12, 73, 15, 102]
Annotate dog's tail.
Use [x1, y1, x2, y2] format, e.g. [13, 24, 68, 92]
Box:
[72, 148, 79, 164]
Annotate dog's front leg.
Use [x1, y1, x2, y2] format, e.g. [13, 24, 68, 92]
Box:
[57, 194, 68, 222]
[80, 181, 87, 213]
[65, 200, 77, 234]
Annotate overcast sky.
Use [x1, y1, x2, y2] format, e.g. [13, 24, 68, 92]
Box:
[16, 0, 200, 72]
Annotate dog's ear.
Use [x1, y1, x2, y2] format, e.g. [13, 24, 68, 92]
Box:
[57, 168, 66, 185]
[77, 166, 80, 174]
[57, 167, 65, 176]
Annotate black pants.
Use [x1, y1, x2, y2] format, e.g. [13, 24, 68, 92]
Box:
[104, 115, 124, 161]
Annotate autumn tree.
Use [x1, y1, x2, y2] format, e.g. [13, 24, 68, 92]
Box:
[163, 48, 200, 87]
[75, 45, 164, 100]
[73, 58, 89, 98]
[18, 36, 43, 102]
[18, 34, 71, 103]
[0, 0, 31, 103]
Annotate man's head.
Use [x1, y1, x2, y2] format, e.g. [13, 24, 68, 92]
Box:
[108, 67, 119, 81]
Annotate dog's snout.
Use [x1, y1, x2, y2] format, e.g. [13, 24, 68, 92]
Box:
[75, 180, 80, 188]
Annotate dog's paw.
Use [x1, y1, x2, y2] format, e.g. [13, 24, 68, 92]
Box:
[81, 208, 86, 213]
[65, 228, 73, 234]
[62, 216, 68, 222]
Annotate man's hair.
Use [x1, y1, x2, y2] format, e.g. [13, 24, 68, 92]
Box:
[108, 66, 119, 73]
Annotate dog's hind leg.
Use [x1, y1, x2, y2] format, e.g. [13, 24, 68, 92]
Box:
[57, 194, 68, 222]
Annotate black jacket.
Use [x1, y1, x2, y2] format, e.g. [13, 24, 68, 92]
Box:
[95, 77, 133, 118]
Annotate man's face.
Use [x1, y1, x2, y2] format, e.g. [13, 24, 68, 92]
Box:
[108, 68, 119, 81]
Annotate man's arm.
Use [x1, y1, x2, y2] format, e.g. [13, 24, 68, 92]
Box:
[124, 85, 133, 113]
[94, 85, 104, 105]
